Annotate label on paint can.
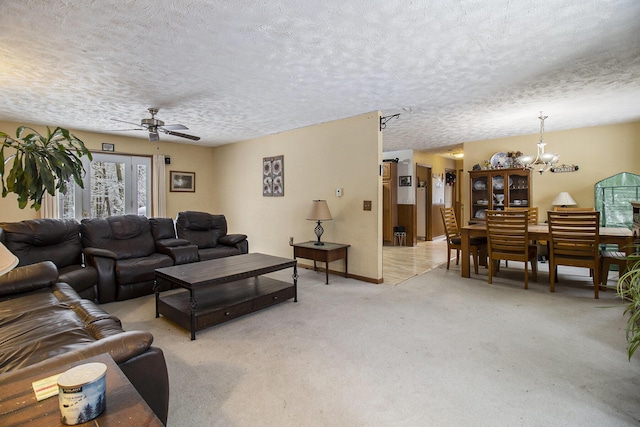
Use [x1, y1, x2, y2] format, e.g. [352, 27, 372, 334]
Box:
[57, 362, 107, 425]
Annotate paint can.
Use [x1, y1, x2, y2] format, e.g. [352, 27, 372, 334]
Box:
[57, 362, 107, 425]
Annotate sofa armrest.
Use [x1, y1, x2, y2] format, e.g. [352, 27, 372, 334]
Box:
[83, 249, 117, 303]
[219, 234, 247, 246]
[0, 261, 58, 297]
[156, 239, 199, 265]
[219, 234, 249, 254]
[83, 247, 118, 260]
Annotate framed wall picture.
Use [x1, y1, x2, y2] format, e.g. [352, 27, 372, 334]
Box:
[101, 143, 115, 152]
[399, 175, 412, 187]
[170, 171, 196, 192]
[263, 155, 284, 197]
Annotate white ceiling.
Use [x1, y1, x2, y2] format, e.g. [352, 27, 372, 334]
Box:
[1, 1, 639, 152]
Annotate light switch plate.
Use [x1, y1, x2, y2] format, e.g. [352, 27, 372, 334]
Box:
[336, 188, 343, 197]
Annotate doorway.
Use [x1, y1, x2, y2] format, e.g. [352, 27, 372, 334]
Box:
[416, 164, 432, 240]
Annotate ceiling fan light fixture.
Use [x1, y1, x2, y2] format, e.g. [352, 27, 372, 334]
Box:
[149, 132, 160, 142]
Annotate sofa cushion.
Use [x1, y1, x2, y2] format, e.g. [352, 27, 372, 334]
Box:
[0, 283, 130, 373]
[115, 253, 174, 285]
[0, 218, 83, 269]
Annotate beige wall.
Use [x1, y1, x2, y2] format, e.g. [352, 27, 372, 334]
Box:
[462, 120, 640, 223]
[0, 120, 216, 222]
[211, 111, 383, 282]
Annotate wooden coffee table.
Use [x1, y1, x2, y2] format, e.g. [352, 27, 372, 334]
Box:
[155, 253, 297, 340]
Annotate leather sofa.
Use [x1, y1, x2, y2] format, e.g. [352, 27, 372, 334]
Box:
[0, 261, 169, 425]
[0, 218, 98, 301]
[176, 211, 249, 260]
[1, 213, 247, 304]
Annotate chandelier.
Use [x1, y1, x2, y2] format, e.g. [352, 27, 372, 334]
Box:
[517, 112, 559, 174]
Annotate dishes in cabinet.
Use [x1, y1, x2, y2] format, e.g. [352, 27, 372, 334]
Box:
[477, 199, 488, 205]
[493, 176, 504, 190]
[473, 181, 486, 190]
[475, 209, 486, 219]
[492, 176, 513, 190]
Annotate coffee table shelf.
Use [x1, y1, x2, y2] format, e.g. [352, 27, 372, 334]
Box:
[155, 253, 297, 340]
[158, 276, 295, 333]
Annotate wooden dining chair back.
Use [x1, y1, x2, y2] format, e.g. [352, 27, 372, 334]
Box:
[547, 210, 601, 298]
[506, 206, 538, 224]
[485, 210, 537, 288]
[440, 207, 486, 274]
[554, 207, 595, 212]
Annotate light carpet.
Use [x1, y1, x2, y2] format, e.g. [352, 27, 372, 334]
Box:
[102, 262, 640, 426]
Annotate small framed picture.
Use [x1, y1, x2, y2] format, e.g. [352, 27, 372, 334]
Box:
[399, 175, 412, 187]
[170, 171, 196, 192]
[101, 143, 115, 152]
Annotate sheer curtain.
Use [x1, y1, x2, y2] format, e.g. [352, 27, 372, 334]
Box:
[39, 192, 59, 219]
[152, 154, 167, 217]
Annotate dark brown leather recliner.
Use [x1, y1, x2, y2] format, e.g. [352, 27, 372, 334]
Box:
[0, 218, 98, 301]
[81, 215, 175, 303]
[175, 211, 248, 261]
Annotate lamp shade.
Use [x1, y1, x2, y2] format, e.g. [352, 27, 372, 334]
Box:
[551, 192, 577, 206]
[0, 242, 18, 276]
[307, 200, 332, 221]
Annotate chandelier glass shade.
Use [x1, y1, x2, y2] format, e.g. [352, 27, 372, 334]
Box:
[518, 112, 559, 174]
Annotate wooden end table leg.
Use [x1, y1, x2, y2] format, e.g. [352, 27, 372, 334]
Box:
[344, 250, 348, 278]
[325, 261, 330, 285]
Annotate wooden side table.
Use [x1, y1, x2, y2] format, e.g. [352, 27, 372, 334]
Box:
[0, 353, 163, 427]
[293, 241, 350, 284]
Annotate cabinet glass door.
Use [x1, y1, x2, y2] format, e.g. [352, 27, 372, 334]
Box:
[471, 174, 489, 221]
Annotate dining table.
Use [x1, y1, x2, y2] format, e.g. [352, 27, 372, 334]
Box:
[460, 223, 633, 278]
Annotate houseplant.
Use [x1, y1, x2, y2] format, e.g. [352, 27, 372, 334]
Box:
[0, 126, 92, 210]
[617, 252, 640, 360]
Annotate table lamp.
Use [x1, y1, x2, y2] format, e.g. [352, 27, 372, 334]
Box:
[307, 200, 332, 245]
[551, 191, 577, 208]
[0, 242, 19, 276]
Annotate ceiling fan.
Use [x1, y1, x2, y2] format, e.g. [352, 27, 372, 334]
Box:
[111, 108, 200, 142]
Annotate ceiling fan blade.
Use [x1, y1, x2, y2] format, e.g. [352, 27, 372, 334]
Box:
[111, 118, 147, 128]
[107, 128, 144, 131]
[160, 124, 188, 131]
[163, 130, 201, 141]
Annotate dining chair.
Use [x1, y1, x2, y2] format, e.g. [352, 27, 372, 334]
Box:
[547, 210, 601, 298]
[440, 207, 486, 274]
[485, 210, 538, 289]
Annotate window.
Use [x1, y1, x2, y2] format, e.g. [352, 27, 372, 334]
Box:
[60, 153, 151, 220]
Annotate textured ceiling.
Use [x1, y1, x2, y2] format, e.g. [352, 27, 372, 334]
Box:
[0, 1, 639, 152]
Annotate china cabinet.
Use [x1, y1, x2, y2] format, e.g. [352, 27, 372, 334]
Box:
[469, 169, 532, 224]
